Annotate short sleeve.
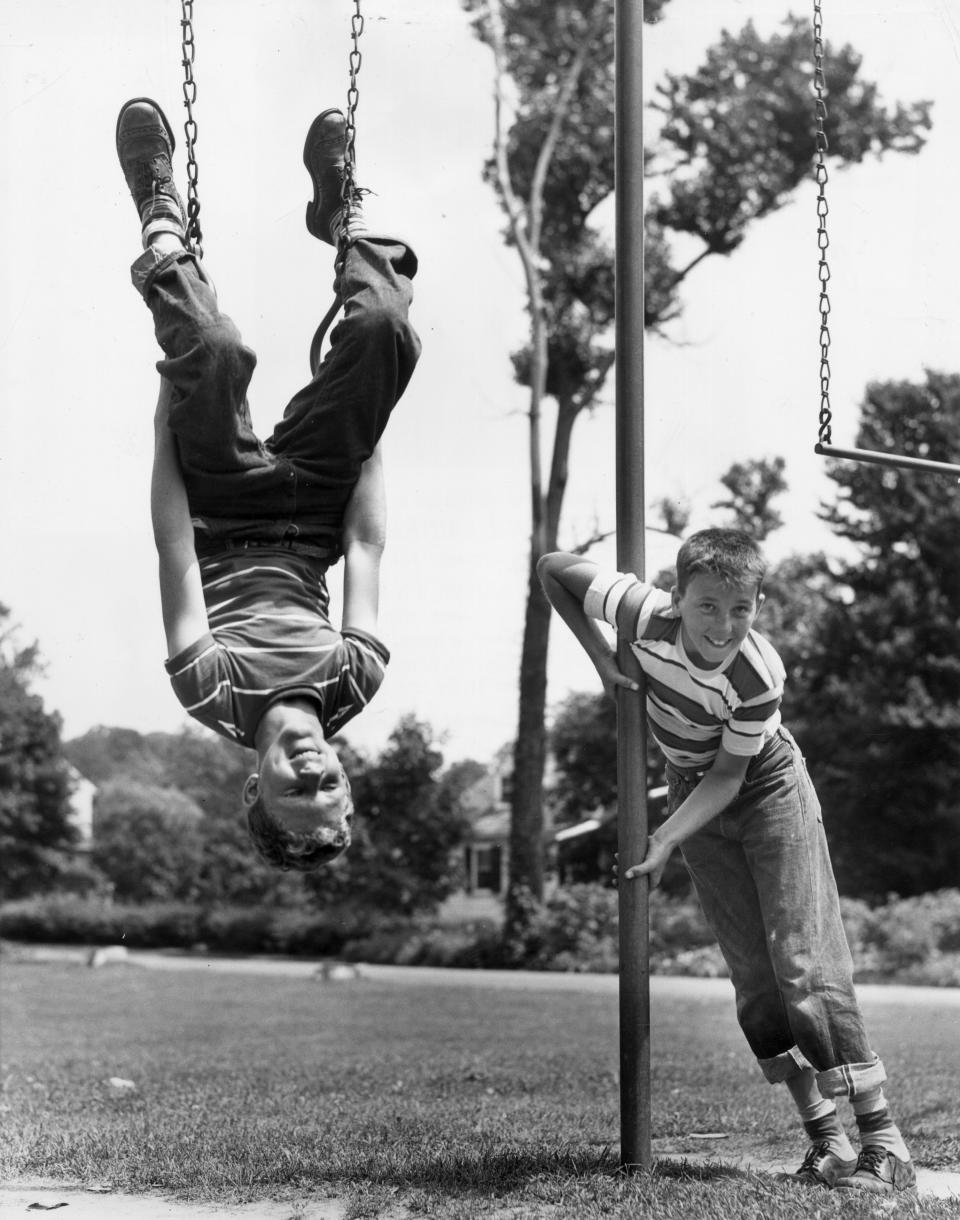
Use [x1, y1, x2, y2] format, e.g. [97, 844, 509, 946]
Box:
[719, 635, 786, 756]
[584, 569, 671, 641]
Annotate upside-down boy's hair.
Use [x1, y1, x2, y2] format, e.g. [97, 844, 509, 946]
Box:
[245, 789, 354, 872]
[675, 528, 767, 596]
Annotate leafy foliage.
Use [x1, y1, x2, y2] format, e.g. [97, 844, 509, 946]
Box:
[648, 17, 931, 268]
[66, 725, 303, 907]
[65, 717, 472, 915]
[793, 373, 960, 898]
[308, 716, 470, 916]
[0, 607, 75, 899]
[91, 780, 206, 903]
[710, 457, 787, 540]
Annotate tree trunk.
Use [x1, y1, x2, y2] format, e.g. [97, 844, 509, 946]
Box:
[505, 396, 577, 927]
[506, 560, 552, 918]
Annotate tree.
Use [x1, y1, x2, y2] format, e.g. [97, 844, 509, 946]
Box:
[647, 17, 930, 300]
[711, 457, 787, 540]
[464, 0, 931, 933]
[66, 724, 305, 906]
[0, 607, 75, 898]
[792, 372, 960, 898]
[306, 716, 470, 916]
[92, 779, 206, 903]
[549, 691, 618, 827]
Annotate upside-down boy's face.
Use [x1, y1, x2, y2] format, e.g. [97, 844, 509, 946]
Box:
[671, 573, 764, 670]
[249, 732, 353, 840]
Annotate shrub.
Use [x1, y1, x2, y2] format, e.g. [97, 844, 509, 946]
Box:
[649, 889, 714, 956]
[0, 895, 126, 944]
[655, 945, 729, 978]
[5, 887, 960, 984]
[850, 889, 960, 980]
[498, 884, 620, 973]
[201, 906, 276, 954]
[112, 903, 201, 949]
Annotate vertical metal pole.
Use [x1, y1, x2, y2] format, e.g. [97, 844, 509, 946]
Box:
[614, 0, 651, 1173]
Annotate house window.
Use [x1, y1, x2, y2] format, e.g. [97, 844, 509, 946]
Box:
[475, 845, 502, 892]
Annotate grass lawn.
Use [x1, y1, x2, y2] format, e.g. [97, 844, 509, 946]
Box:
[1, 960, 958, 1218]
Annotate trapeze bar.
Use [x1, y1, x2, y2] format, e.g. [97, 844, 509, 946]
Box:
[815, 443, 960, 477]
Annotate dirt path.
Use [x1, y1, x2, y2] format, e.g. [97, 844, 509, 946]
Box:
[0, 1184, 347, 1219]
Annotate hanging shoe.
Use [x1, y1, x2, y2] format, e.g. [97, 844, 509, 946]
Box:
[835, 1145, 917, 1194]
[779, 1140, 858, 1189]
[303, 108, 366, 245]
[116, 98, 186, 243]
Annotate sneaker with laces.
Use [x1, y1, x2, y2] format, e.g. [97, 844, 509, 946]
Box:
[835, 1145, 917, 1194]
[116, 98, 186, 242]
[303, 108, 366, 245]
[779, 1140, 858, 1188]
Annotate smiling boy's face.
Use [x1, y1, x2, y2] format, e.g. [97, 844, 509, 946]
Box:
[245, 729, 353, 840]
[671, 572, 764, 670]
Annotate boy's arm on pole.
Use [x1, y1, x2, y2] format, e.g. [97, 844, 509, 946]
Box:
[341, 444, 385, 636]
[537, 553, 639, 698]
[151, 378, 209, 658]
[625, 746, 750, 886]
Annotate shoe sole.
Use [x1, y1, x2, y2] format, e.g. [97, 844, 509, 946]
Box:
[303, 108, 346, 239]
[116, 96, 176, 156]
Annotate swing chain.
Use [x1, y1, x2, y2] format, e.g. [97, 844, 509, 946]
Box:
[180, 0, 203, 259]
[813, 0, 832, 445]
[335, 0, 364, 282]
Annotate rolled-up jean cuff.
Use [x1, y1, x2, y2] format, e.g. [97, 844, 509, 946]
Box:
[816, 1056, 887, 1099]
[757, 1046, 813, 1084]
[130, 246, 200, 298]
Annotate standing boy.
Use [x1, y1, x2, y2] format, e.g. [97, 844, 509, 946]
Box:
[538, 529, 915, 1194]
[117, 98, 420, 871]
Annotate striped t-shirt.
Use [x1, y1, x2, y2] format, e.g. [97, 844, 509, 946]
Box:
[584, 569, 785, 770]
[164, 547, 389, 748]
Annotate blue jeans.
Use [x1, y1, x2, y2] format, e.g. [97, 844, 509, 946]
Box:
[132, 238, 421, 560]
[668, 728, 886, 1099]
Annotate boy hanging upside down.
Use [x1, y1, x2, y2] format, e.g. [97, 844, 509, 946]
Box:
[116, 98, 420, 871]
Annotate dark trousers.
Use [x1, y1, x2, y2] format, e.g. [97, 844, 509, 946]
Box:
[133, 238, 421, 559]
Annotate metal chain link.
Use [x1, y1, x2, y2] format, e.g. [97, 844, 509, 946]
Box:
[180, 0, 203, 259]
[335, 0, 364, 280]
[813, 0, 832, 445]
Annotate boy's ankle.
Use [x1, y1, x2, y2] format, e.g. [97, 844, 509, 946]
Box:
[145, 228, 187, 256]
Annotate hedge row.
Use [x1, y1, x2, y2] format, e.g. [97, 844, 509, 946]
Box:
[3, 887, 960, 985]
[0, 894, 381, 957]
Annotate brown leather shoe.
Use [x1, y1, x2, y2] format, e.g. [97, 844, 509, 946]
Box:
[835, 1145, 917, 1194]
[116, 98, 186, 239]
[780, 1141, 858, 1188]
[303, 109, 350, 244]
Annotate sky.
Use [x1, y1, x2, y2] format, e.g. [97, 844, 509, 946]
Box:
[1, 0, 959, 766]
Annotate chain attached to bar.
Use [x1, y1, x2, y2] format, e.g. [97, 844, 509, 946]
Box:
[813, 0, 831, 446]
[180, 0, 203, 259]
[335, 0, 364, 280]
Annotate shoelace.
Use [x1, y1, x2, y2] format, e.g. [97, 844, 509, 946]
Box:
[798, 1140, 832, 1171]
[854, 1146, 889, 1176]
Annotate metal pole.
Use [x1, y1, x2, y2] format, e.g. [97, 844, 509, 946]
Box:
[614, 0, 651, 1174]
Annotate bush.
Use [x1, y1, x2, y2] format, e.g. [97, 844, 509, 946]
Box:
[0, 895, 127, 944]
[341, 920, 504, 968]
[844, 889, 960, 982]
[109, 903, 202, 949]
[0, 896, 380, 957]
[649, 889, 715, 957]
[4, 887, 960, 984]
[497, 885, 620, 973]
